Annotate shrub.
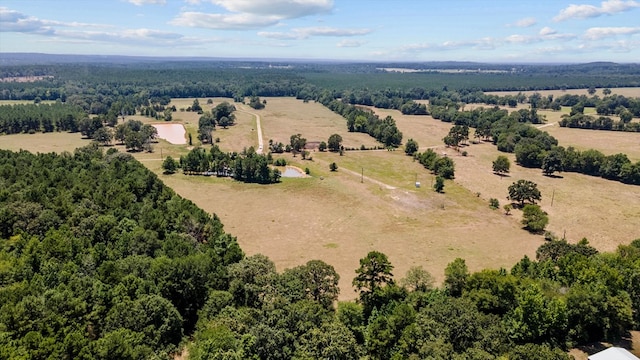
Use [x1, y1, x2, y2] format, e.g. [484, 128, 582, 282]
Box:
[489, 198, 500, 209]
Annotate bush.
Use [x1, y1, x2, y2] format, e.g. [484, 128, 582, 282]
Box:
[522, 204, 549, 233]
[489, 198, 500, 209]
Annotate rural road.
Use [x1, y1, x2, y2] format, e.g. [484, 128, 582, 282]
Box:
[235, 105, 264, 154]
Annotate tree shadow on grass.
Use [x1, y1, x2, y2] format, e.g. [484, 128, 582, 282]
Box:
[543, 173, 564, 179]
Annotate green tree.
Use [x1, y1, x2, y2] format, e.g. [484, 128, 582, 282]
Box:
[433, 157, 455, 179]
[327, 133, 343, 152]
[248, 96, 265, 110]
[290, 133, 307, 154]
[353, 251, 394, 298]
[329, 162, 338, 171]
[191, 98, 202, 112]
[162, 156, 178, 174]
[295, 321, 360, 359]
[404, 138, 419, 156]
[542, 148, 564, 176]
[400, 266, 434, 292]
[93, 127, 113, 146]
[492, 155, 511, 175]
[284, 260, 340, 309]
[434, 175, 445, 193]
[508, 179, 541, 207]
[521, 204, 549, 233]
[318, 141, 327, 152]
[444, 258, 468, 297]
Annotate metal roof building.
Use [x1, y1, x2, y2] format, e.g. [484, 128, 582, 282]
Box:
[588, 347, 639, 360]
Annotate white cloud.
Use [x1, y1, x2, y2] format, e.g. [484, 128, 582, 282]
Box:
[554, 0, 640, 21]
[336, 40, 364, 48]
[539, 27, 557, 36]
[0, 7, 107, 34]
[259, 26, 371, 40]
[126, 0, 166, 5]
[505, 34, 535, 44]
[170, 12, 281, 29]
[508, 17, 537, 27]
[584, 26, 640, 39]
[172, 0, 333, 30]
[212, 0, 333, 18]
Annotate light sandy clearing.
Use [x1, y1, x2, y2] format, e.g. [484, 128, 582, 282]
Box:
[153, 123, 186, 144]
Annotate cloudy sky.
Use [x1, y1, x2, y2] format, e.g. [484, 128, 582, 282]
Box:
[1, 0, 639, 62]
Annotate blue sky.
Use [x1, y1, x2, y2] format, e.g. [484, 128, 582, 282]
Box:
[1, 0, 639, 62]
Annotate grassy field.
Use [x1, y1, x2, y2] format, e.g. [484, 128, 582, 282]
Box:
[1, 94, 639, 300]
[254, 97, 380, 149]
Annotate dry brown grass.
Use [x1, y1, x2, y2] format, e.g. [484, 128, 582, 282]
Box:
[254, 97, 379, 149]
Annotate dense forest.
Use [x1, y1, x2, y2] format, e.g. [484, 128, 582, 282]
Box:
[0, 146, 638, 358]
[0, 146, 243, 358]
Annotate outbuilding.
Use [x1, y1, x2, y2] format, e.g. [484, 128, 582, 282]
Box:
[588, 347, 639, 360]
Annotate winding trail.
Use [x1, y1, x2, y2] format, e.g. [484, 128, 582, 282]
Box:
[235, 104, 264, 154]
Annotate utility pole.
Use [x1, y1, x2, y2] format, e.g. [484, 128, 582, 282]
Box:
[551, 189, 555, 207]
[361, 167, 364, 183]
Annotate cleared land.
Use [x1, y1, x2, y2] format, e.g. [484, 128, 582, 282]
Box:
[2, 95, 639, 300]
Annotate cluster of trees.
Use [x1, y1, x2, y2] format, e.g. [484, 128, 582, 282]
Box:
[178, 145, 281, 184]
[197, 102, 236, 143]
[0, 102, 86, 134]
[415, 149, 456, 179]
[321, 98, 403, 147]
[248, 96, 265, 109]
[0, 146, 243, 358]
[190, 239, 640, 359]
[426, 104, 640, 185]
[559, 113, 640, 132]
[113, 120, 158, 152]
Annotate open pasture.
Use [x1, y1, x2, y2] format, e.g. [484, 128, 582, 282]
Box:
[253, 97, 380, 149]
[159, 149, 544, 300]
[2, 96, 639, 299]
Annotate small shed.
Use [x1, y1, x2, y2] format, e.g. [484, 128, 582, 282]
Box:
[589, 347, 639, 360]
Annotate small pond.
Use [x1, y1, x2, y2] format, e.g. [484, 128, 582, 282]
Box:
[281, 167, 305, 178]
